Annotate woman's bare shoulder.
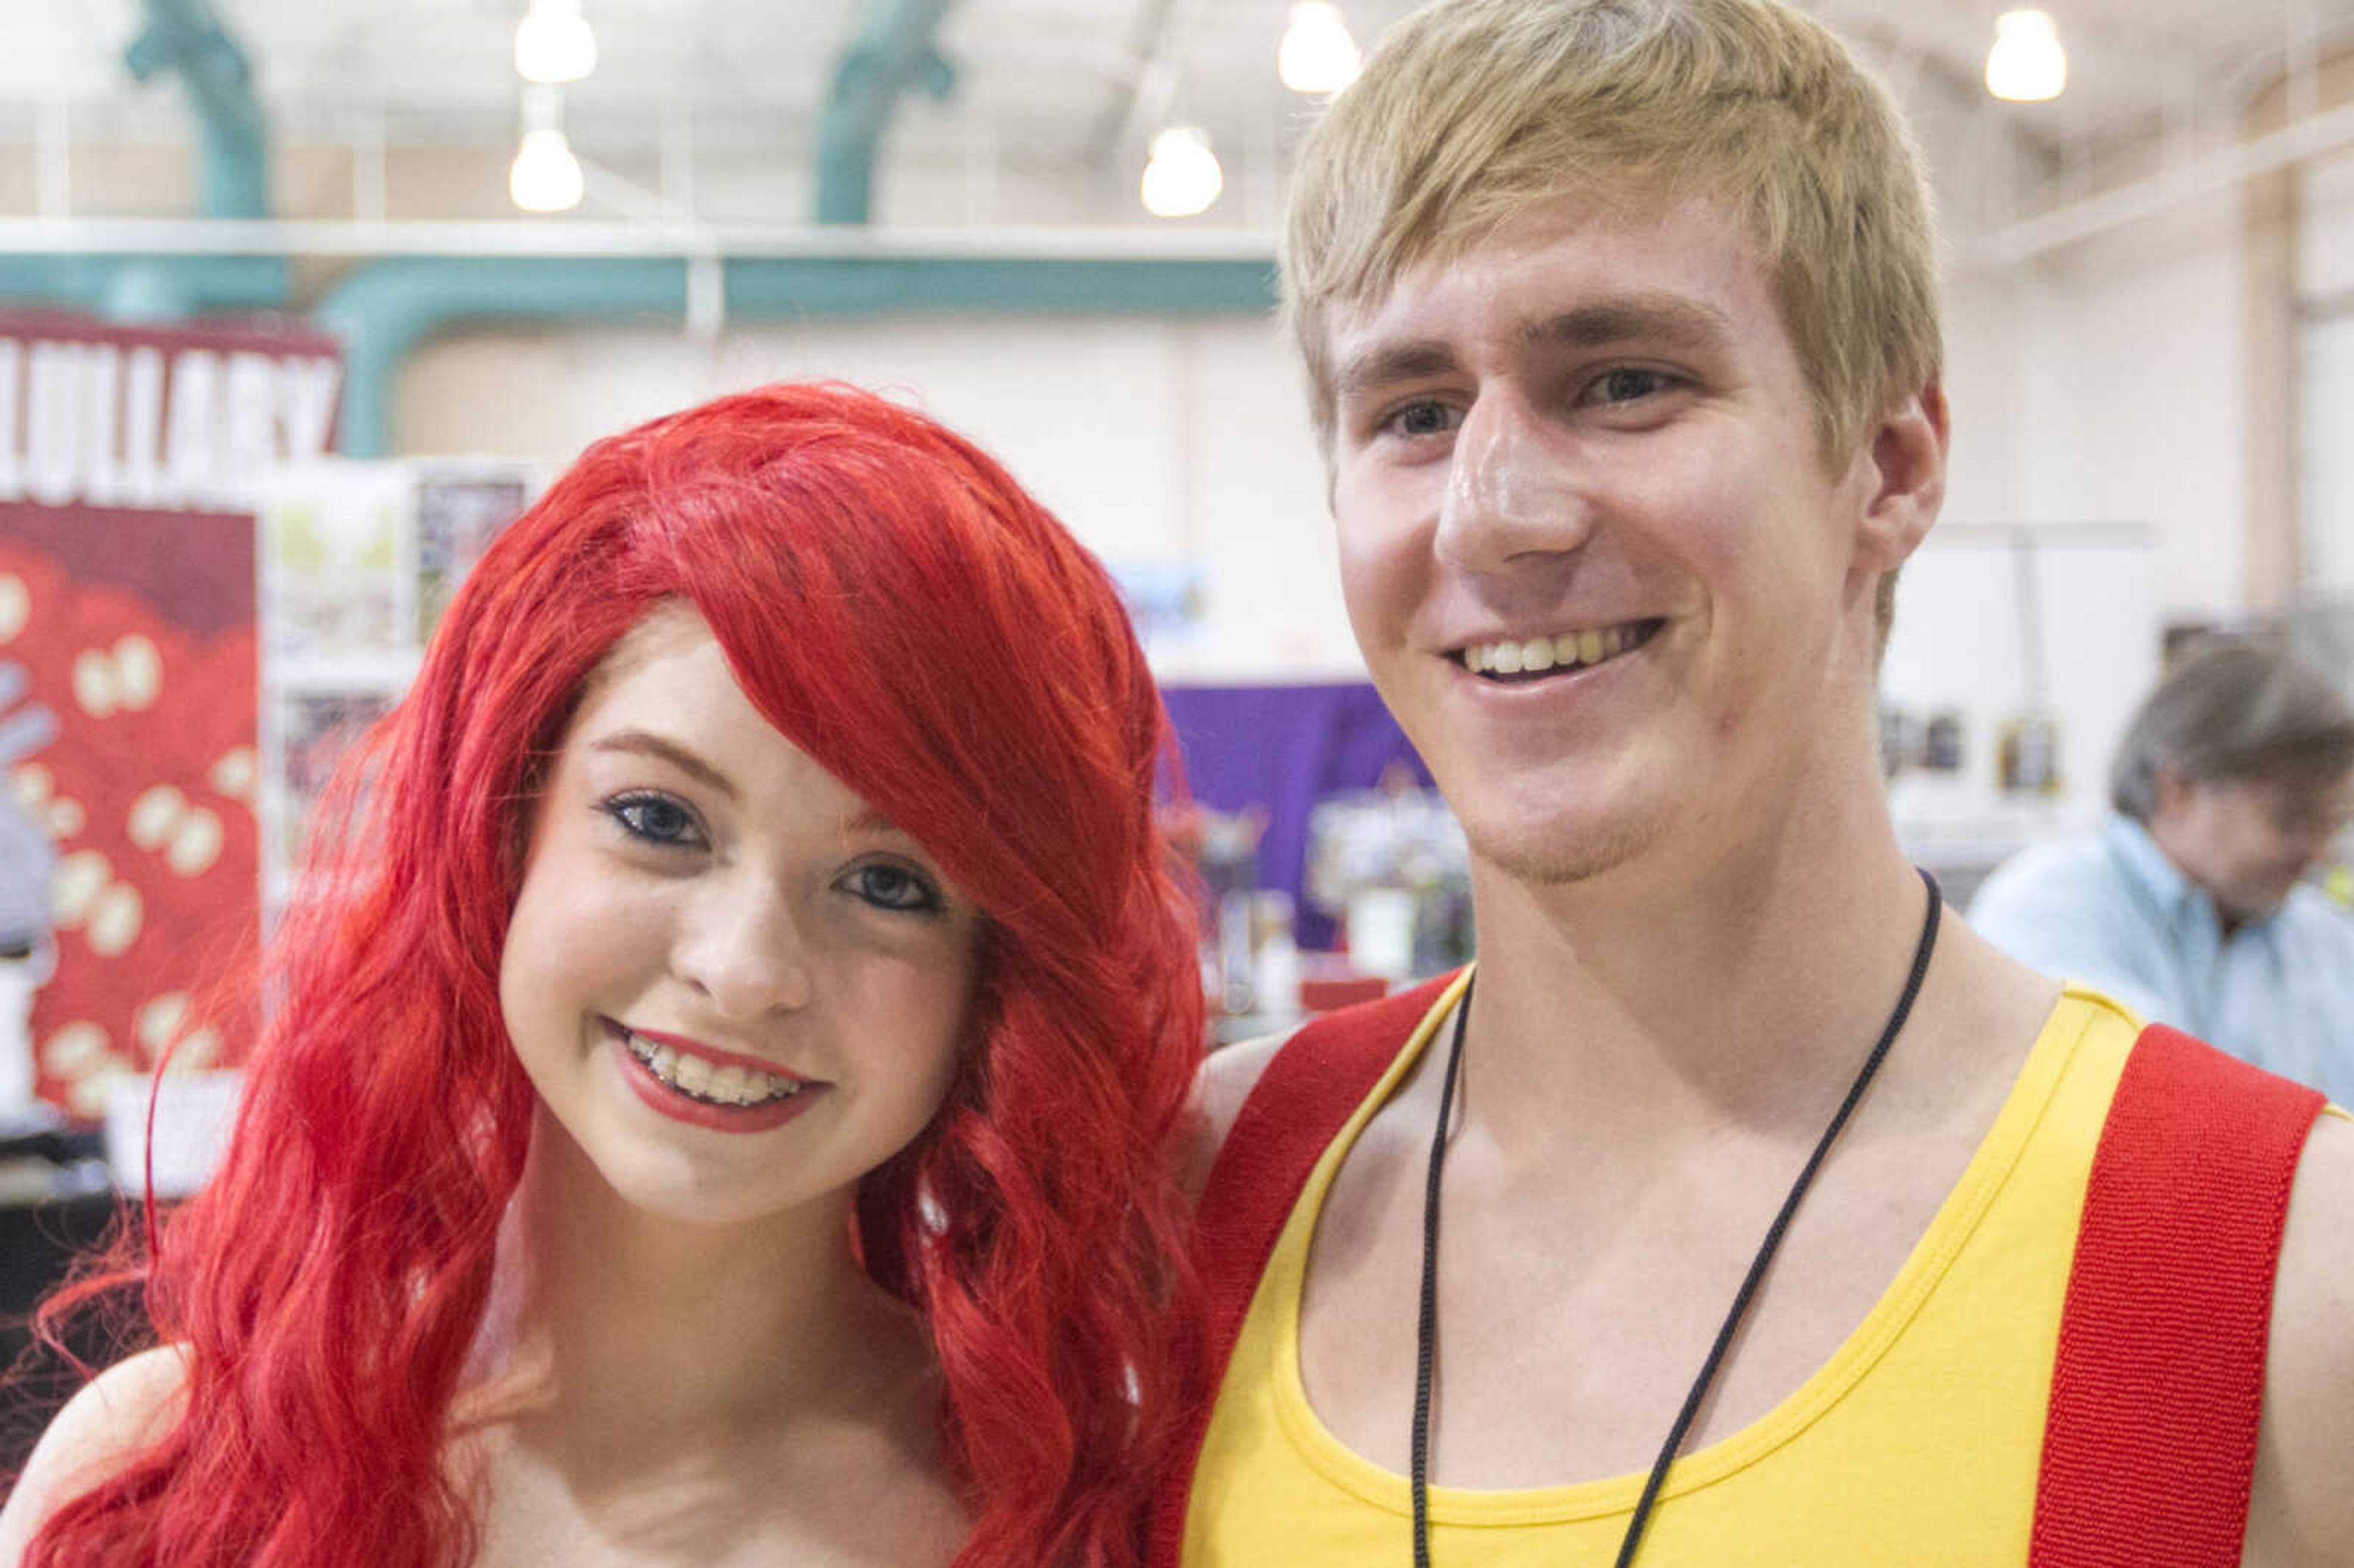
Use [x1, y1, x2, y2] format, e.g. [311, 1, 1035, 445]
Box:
[0, 1345, 188, 1563]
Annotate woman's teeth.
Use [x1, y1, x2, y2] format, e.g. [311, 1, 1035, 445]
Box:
[1463, 622, 1648, 678]
[625, 1032, 804, 1107]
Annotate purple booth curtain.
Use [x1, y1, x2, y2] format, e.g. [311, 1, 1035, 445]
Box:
[1159, 682, 1431, 951]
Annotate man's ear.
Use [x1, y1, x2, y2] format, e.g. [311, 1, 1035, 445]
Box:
[1851, 382, 1949, 577]
[2150, 764, 2195, 823]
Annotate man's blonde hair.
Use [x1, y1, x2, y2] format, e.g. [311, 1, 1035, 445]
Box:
[1284, 0, 1942, 477]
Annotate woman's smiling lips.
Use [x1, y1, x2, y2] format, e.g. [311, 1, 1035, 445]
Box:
[602, 1017, 829, 1134]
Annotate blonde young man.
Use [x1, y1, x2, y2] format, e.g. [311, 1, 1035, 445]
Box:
[1156, 2, 2354, 1564]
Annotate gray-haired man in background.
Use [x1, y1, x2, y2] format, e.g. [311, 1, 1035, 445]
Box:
[1972, 639, 2354, 1102]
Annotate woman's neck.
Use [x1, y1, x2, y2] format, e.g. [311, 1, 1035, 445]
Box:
[471, 1112, 933, 1440]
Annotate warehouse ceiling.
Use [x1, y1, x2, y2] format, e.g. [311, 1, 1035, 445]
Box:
[3, 0, 2352, 232]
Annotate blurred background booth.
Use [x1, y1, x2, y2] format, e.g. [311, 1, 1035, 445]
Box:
[0, 0, 2350, 1266]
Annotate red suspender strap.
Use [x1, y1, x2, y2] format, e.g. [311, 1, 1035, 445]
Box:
[2029, 1024, 2325, 1568]
[1145, 972, 1462, 1568]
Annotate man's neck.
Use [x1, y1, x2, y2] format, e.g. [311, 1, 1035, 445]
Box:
[1455, 780, 1939, 1155]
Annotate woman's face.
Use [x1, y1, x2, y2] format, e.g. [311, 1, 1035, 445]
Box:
[499, 604, 983, 1228]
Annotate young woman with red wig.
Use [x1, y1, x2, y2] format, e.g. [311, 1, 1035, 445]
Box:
[1, 382, 1205, 1568]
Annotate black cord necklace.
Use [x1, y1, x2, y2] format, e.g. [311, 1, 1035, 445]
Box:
[1409, 869, 1942, 1567]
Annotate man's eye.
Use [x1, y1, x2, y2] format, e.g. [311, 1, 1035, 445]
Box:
[1592, 368, 1669, 404]
[603, 793, 703, 848]
[1387, 401, 1456, 438]
[845, 862, 942, 914]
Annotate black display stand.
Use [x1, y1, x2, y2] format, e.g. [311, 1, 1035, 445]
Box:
[0, 1193, 138, 1484]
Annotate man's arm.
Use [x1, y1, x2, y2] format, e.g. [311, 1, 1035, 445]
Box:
[2243, 1113, 2354, 1567]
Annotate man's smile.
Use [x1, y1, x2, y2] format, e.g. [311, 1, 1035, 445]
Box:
[1450, 617, 1664, 682]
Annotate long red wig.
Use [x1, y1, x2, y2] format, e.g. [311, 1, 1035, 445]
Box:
[21, 382, 1206, 1568]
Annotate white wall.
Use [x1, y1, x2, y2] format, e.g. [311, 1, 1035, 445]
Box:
[1938, 141, 2354, 627]
[1939, 272, 2024, 527]
[2309, 310, 2354, 596]
[387, 139, 2354, 683]
[395, 311, 1365, 679]
[1940, 191, 2250, 618]
[2305, 147, 2354, 600]
[2307, 147, 2354, 297]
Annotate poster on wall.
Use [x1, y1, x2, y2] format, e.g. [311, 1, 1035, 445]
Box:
[249, 458, 541, 921]
[415, 465, 534, 644]
[0, 311, 344, 1116]
[263, 460, 408, 661]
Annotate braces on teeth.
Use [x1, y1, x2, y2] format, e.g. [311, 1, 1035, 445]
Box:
[625, 1032, 804, 1107]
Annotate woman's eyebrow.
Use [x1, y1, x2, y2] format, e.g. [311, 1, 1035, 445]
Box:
[587, 729, 739, 802]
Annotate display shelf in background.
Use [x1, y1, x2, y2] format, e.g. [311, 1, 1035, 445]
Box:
[1882, 522, 2161, 876]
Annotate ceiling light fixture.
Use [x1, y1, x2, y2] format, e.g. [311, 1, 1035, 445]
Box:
[510, 87, 584, 212]
[516, 0, 598, 85]
[510, 127, 584, 211]
[1279, 2, 1361, 95]
[1141, 126, 1224, 218]
[1986, 9, 2066, 103]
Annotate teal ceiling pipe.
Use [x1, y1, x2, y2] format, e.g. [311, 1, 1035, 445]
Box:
[316, 257, 693, 457]
[317, 251, 1277, 457]
[0, 0, 285, 317]
[124, 0, 271, 221]
[720, 254, 1277, 315]
[815, 0, 959, 224]
[0, 254, 284, 318]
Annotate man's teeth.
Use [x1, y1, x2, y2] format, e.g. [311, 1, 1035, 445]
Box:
[1463, 624, 1640, 677]
[625, 1032, 804, 1107]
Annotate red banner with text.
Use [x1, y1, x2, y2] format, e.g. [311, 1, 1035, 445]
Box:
[0, 311, 343, 1115]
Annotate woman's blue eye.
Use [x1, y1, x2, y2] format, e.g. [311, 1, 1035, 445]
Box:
[848, 862, 941, 913]
[604, 793, 701, 847]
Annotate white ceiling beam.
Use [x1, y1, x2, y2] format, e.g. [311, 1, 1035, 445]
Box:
[0, 215, 1278, 262]
[1970, 96, 2354, 265]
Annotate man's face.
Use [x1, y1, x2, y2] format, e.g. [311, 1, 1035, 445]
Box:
[1322, 189, 1936, 885]
[2152, 766, 2354, 925]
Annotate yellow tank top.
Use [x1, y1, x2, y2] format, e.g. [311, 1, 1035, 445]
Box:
[1183, 976, 2146, 1567]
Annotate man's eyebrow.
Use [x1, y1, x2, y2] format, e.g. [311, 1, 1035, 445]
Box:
[1529, 296, 1732, 352]
[587, 729, 738, 802]
[1333, 296, 1732, 408]
[1332, 340, 1461, 407]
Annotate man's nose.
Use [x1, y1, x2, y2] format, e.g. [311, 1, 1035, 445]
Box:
[1435, 390, 1593, 574]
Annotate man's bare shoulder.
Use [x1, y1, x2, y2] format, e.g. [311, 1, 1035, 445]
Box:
[0, 1344, 188, 1562]
[2245, 1111, 2354, 1568]
[1178, 1027, 1303, 1203]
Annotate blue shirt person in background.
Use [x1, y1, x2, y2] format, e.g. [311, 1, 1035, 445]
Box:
[1971, 639, 2354, 1104]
